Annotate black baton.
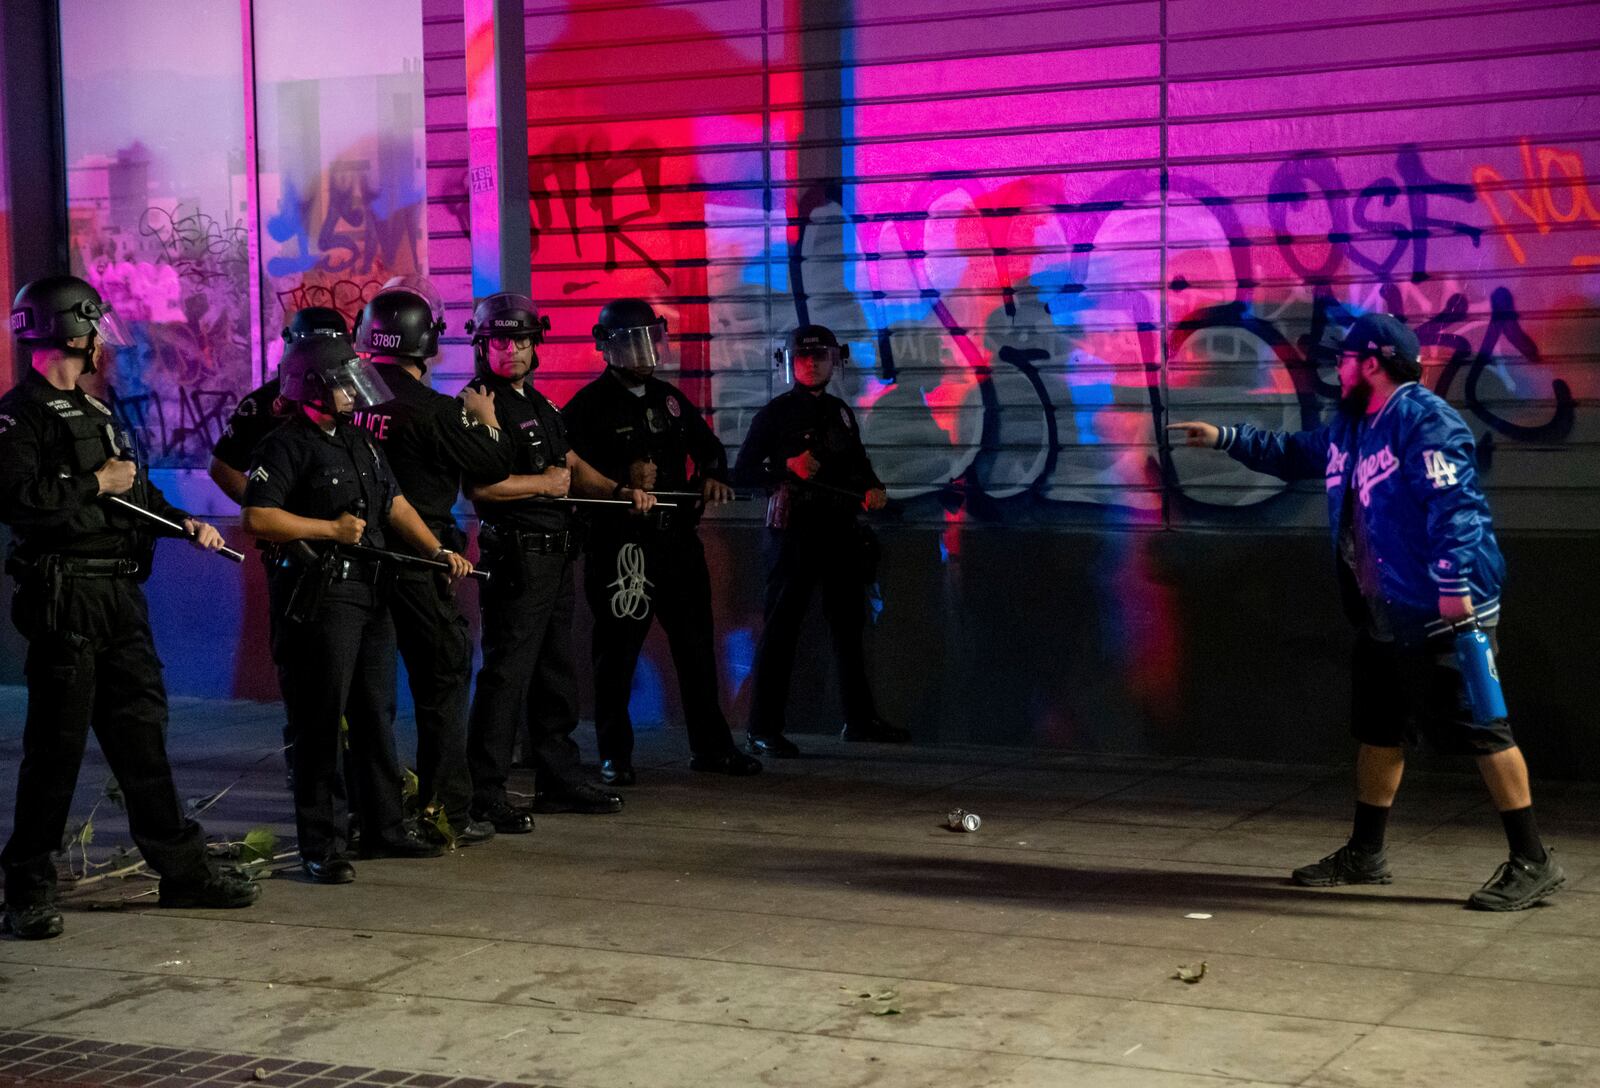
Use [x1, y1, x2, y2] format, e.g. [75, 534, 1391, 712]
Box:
[335, 541, 491, 582]
[103, 495, 246, 563]
[532, 496, 678, 508]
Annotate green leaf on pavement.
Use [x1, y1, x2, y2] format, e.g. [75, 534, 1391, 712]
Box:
[240, 828, 278, 865]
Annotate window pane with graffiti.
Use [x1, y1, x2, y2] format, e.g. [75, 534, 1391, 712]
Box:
[253, 0, 427, 374]
[62, 0, 250, 470]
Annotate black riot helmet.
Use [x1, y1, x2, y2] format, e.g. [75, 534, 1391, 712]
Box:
[10, 275, 133, 373]
[467, 292, 549, 378]
[774, 324, 848, 389]
[281, 306, 349, 344]
[355, 277, 446, 364]
[593, 297, 671, 377]
[279, 335, 393, 416]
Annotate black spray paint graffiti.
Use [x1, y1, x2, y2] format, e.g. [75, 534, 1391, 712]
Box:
[529, 134, 670, 287]
[274, 276, 391, 330]
[110, 385, 237, 468]
[783, 144, 1576, 514]
[137, 206, 250, 288]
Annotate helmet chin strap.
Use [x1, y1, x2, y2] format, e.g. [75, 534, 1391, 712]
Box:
[62, 332, 100, 374]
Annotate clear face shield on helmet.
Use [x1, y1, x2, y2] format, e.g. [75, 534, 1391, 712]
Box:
[778, 344, 846, 387]
[87, 305, 134, 348]
[319, 358, 394, 411]
[600, 320, 671, 377]
[72, 299, 134, 373]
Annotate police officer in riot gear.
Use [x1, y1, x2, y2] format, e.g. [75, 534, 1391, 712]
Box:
[209, 306, 349, 504]
[732, 324, 908, 757]
[564, 298, 761, 784]
[349, 280, 510, 845]
[241, 336, 472, 884]
[0, 275, 260, 940]
[462, 292, 652, 825]
[210, 305, 351, 794]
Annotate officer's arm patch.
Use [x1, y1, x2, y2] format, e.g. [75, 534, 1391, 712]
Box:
[248, 466, 270, 483]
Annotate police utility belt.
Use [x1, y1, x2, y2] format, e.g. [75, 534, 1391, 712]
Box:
[482, 525, 577, 556]
[264, 543, 386, 584]
[6, 554, 144, 580]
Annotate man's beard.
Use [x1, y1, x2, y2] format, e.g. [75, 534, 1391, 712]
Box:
[1338, 377, 1373, 417]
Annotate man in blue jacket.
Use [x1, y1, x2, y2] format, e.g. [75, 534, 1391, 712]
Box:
[1169, 313, 1563, 911]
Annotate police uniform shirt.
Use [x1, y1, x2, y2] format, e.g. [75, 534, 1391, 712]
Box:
[0, 369, 189, 559]
[243, 413, 399, 550]
[212, 378, 288, 473]
[562, 370, 729, 505]
[463, 373, 570, 534]
[351, 364, 513, 543]
[732, 388, 882, 498]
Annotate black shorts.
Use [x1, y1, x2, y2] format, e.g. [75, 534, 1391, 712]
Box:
[1351, 630, 1516, 756]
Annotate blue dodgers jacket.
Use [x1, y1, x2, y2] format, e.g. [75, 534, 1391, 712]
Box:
[1215, 383, 1506, 640]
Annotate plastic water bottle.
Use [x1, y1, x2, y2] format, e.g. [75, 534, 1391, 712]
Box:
[1454, 624, 1508, 725]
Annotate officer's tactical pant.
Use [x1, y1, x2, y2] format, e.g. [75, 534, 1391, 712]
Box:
[269, 576, 406, 861]
[467, 544, 584, 806]
[583, 525, 737, 765]
[747, 520, 878, 739]
[390, 570, 474, 826]
[2, 575, 212, 908]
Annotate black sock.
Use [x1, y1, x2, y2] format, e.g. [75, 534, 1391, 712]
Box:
[1350, 802, 1390, 853]
[1499, 806, 1547, 862]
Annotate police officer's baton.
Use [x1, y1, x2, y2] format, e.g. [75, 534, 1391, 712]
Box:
[335, 542, 491, 582]
[102, 495, 246, 563]
[533, 496, 678, 508]
[647, 490, 756, 502]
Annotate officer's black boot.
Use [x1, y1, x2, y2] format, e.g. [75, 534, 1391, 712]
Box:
[748, 733, 800, 758]
[158, 866, 262, 909]
[1, 901, 64, 940]
[531, 781, 624, 814]
[471, 798, 535, 834]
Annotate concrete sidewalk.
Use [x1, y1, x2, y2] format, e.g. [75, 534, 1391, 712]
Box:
[1, 688, 1598, 1088]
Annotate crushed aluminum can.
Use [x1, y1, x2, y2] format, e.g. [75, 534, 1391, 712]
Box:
[946, 809, 981, 832]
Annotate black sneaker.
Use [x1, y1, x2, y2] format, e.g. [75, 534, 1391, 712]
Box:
[472, 799, 535, 834]
[1, 901, 64, 940]
[1467, 850, 1566, 911]
[689, 749, 764, 776]
[600, 759, 636, 787]
[531, 782, 624, 814]
[748, 733, 800, 758]
[1291, 844, 1393, 887]
[158, 866, 262, 909]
